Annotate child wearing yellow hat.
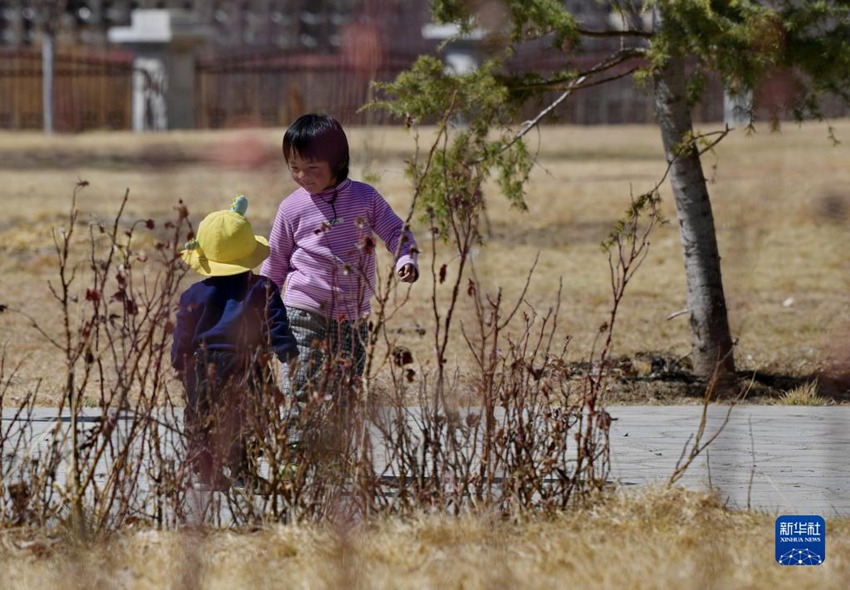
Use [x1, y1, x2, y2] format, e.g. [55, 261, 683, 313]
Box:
[172, 195, 298, 491]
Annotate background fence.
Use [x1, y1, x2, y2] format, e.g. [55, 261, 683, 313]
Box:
[0, 48, 133, 132]
[193, 50, 698, 129]
[1, 47, 846, 132]
[194, 52, 413, 128]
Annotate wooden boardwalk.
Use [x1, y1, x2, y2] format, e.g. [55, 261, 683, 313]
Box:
[3, 405, 849, 517]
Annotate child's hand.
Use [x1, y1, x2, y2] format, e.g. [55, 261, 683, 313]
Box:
[398, 263, 419, 283]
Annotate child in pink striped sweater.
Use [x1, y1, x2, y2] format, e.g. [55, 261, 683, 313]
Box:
[260, 113, 418, 401]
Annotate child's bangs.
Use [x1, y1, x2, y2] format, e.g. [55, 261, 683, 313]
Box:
[286, 142, 325, 163]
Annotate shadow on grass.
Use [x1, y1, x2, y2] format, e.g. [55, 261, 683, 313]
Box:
[583, 350, 850, 405]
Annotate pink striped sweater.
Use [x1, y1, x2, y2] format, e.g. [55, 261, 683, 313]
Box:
[260, 178, 418, 319]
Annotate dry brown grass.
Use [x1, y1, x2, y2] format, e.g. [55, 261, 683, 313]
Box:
[2, 121, 850, 405]
[778, 380, 827, 406]
[1, 486, 848, 589]
[3, 125, 849, 588]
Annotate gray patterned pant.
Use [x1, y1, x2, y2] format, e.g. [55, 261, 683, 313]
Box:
[281, 306, 369, 402]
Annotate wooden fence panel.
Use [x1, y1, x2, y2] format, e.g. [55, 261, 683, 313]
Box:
[194, 50, 668, 128]
[4, 46, 844, 133]
[0, 48, 133, 132]
[195, 52, 409, 128]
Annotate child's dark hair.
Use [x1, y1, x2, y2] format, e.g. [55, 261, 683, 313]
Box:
[282, 113, 350, 183]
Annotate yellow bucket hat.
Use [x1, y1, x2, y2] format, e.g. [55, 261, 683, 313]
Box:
[181, 195, 270, 277]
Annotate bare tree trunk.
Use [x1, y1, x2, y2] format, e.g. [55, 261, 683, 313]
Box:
[652, 55, 735, 379]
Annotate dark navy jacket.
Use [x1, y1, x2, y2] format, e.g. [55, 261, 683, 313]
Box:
[171, 272, 298, 373]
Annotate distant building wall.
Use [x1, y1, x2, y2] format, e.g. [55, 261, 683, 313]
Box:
[0, 0, 435, 56]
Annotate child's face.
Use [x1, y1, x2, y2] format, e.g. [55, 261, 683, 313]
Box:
[287, 154, 335, 194]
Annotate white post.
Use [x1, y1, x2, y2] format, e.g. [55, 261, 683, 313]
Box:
[42, 34, 54, 135]
[109, 9, 211, 131]
[723, 89, 753, 127]
[132, 57, 168, 131]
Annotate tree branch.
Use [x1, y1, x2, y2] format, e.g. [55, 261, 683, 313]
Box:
[570, 66, 641, 92]
[696, 126, 732, 156]
[483, 48, 647, 163]
[512, 47, 646, 91]
[576, 28, 653, 39]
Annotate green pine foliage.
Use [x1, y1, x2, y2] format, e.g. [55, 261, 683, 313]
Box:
[431, 0, 580, 46]
[372, 1, 850, 234]
[370, 56, 532, 238]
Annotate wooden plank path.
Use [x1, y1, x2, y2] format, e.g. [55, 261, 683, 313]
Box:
[3, 405, 849, 517]
[607, 406, 850, 516]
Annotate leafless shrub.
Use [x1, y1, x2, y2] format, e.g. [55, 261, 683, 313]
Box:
[1, 181, 193, 536]
[0, 135, 664, 531]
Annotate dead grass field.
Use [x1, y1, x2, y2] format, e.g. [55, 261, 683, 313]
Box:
[1, 487, 848, 589]
[2, 124, 850, 587]
[1, 121, 850, 405]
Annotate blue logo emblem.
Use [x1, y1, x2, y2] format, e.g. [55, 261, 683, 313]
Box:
[775, 515, 825, 566]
